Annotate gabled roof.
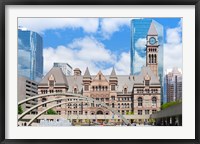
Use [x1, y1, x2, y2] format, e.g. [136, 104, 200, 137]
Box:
[83, 67, 91, 78]
[148, 22, 158, 35]
[39, 67, 68, 87]
[134, 66, 160, 85]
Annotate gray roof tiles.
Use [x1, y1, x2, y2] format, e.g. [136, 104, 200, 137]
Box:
[39, 67, 68, 87]
[39, 66, 160, 92]
[83, 67, 91, 78]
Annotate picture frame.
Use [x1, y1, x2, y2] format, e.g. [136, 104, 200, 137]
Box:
[0, 0, 199, 143]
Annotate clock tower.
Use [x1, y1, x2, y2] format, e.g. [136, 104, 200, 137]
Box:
[146, 22, 159, 77]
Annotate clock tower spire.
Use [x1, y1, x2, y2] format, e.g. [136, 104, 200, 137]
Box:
[146, 22, 159, 77]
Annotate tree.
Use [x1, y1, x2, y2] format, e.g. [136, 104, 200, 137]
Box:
[47, 109, 57, 115]
[161, 101, 182, 110]
[18, 105, 23, 114]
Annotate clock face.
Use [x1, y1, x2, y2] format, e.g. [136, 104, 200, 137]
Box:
[149, 37, 156, 45]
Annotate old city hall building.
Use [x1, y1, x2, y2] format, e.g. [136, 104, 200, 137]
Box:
[37, 22, 161, 124]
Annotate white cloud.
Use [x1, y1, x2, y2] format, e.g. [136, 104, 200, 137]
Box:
[43, 36, 117, 75]
[135, 38, 146, 50]
[114, 52, 130, 75]
[100, 18, 131, 39]
[43, 36, 130, 75]
[18, 18, 99, 34]
[134, 51, 146, 73]
[164, 19, 182, 70]
[68, 36, 116, 63]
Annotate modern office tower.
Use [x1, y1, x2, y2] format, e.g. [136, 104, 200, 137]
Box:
[18, 27, 43, 82]
[53, 62, 73, 76]
[165, 68, 182, 102]
[18, 76, 38, 114]
[131, 18, 164, 103]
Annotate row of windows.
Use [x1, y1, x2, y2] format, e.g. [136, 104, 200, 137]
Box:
[138, 97, 157, 106]
[118, 103, 133, 108]
[40, 89, 63, 94]
[90, 85, 109, 91]
[138, 109, 157, 115]
[136, 89, 158, 94]
[148, 54, 157, 64]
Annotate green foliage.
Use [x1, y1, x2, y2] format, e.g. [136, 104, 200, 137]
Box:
[18, 105, 23, 114]
[47, 109, 57, 115]
[161, 101, 181, 110]
[149, 118, 155, 123]
[126, 111, 134, 115]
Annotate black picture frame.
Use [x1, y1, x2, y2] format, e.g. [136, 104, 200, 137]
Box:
[0, 0, 199, 144]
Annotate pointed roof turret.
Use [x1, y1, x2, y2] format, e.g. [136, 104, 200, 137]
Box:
[83, 67, 91, 78]
[148, 22, 157, 35]
[109, 67, 118, 80]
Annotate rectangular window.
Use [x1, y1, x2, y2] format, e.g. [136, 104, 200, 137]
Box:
[84, 85, 89, 91]
[49, 80, 54, 87]
[145, 110, 149, 115]
[145, 80, 149, 86]
[152, 110, 157, 114]
[138, 110, 142, 115]
[111, 85, 115, 91]
[111, 96, 115, 100]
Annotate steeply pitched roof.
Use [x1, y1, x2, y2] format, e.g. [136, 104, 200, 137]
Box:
[83, 67, 91, 78]
[110, 67, 117, 78]
[148, 22, 158, 35]
[134, 66, 160, 85]
[39, 67, 68, 87]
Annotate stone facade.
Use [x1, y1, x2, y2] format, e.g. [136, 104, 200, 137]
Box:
[37, 22, 161, 123]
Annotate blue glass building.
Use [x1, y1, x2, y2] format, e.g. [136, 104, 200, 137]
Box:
[131, 19, 164, 103]
[18, 28, 43, 82]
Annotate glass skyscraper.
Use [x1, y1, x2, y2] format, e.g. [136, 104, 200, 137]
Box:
[18, 27, 43, 82]
[131, 18, 164, 103]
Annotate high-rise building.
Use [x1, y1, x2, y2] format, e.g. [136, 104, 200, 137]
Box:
[18, 27, 43, 82]
[131, 19, 164, 103]
[18, 76, 38, 114]
[165, 68, 182, 102]
[53, 62, 73, 76]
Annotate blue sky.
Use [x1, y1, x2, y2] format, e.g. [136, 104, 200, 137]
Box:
[18, 18, 182, 75]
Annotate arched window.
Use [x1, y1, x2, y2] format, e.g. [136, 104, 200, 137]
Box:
[149, 54, 151, 63]
[152, 97, 157, 106]
[124, 88, 127, 94]
[154, 54, 157, 63]
[42, 98, 47, 107]
[112, 103, 115, 108]
[74, 88, 77, 94]
[151, 54, 154, 63]
[138, 97, 143, 106]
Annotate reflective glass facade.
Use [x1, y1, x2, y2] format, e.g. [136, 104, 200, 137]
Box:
[131, 19, 164, 103]
[18, 29, 43, 82]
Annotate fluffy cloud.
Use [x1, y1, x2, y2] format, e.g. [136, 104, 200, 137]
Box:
[164, 19, 182, 70]
[114, 52, 130, 75]
[100, 18, 131, 39]
[133, 51, 146, 73]
[43, 36, 130, 75]
[68, 36, 116, 63]
[135, 38, 146, 50]
[18, 18, 99, 34]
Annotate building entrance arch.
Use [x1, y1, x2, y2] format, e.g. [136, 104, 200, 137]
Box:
[96, 110, 104, 115]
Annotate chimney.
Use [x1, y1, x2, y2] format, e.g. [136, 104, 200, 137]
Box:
[74, 68, 82, 76]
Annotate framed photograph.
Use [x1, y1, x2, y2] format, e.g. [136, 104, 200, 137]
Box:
[1, 0, 199, 143]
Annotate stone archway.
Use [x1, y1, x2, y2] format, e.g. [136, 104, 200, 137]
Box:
[96, 110, 104, 115]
